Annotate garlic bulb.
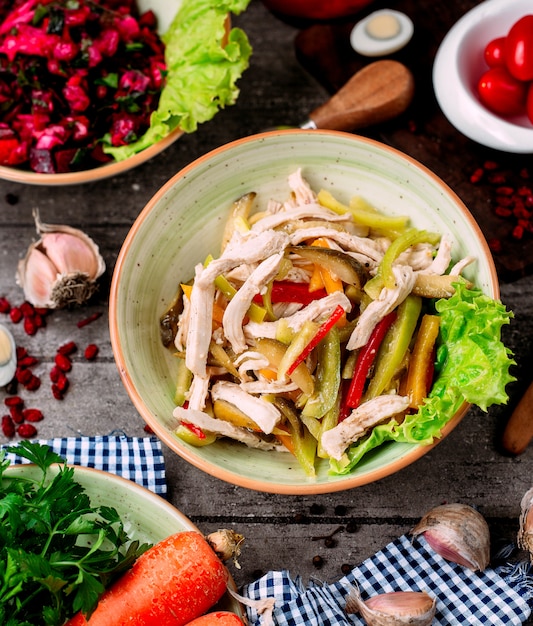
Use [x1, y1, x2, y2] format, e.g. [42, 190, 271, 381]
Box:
[345, 585, 436, 626]
[411, 503, 490, 571]
[17, 210, 105, 309]
[517, 487, 533, 561]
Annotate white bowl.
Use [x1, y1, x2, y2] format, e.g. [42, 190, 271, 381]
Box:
[109, 129, 499, 495]
[433, 0, 533, 153]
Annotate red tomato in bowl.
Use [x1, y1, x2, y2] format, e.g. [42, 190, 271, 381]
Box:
[484, 37, 507, 67]
[505, 14, 533, 81]
[260, 0, 373, 20]
[477, 66, 528, 116]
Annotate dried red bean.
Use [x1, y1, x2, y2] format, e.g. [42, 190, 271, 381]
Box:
[488, 173, 507, 184]
[20, 301, 35, 317]
[15, 367, 33, 385]
[25, 375, 41, 391]
[495, 207, 512, 217]
[1, 415, 15, 437]
[4, 396, 23, 407]
[17, 423, 37, 438]
[9, 307, 22, 323]
[9, 406, 24, 424]
[513, 225, 525, 239]
[483, 160, 499, 170]
[488, 238, 502, 253]
[18, 355, 38, 368]
[16, 346, 28, 359]
[77, 312, 102, 328]
[23, 408, 44, 422]
[55, 353, 72, 372]
[0, 297, 11, 314]
[56, 376, 69, 393]
[143, 424, 154, 434]
[58, 341, 78, 356]
[33, 313, 45, 328]
[49, 366, 62, 383]
[23, 316, 37, 336]
[51, 384, 64, 400]
[495, 186, 514, 196]
[84, 344, 99, 361]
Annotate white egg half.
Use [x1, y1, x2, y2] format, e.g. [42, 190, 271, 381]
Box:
[0, 323, 16, 387]
[350, 10, 414, 57]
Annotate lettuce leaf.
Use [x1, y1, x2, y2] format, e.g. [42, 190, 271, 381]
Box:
[105, 0, 252, 161]
[330, 282, 516, 475]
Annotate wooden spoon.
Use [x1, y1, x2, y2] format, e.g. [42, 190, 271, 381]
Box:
[299, 59, 415, 132]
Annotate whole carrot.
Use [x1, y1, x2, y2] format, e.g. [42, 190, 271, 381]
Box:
[65, 531, 229, 626]
[185, 611, 246, 625]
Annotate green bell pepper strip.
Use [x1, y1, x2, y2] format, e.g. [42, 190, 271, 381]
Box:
[277, 320, 319, 381]
[273, 397, 317, 477]
[174, 356, 193, 406]
[302, 326, 341, 418]
[344, 310, 397, 410]
[285, 304, 346, 377]
[363, 295, 422, 402]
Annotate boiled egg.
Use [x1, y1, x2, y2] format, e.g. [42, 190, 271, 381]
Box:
[0, 323, 16, 387]
[350, 9, 414, 57]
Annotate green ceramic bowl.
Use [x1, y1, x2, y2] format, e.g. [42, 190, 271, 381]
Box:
[4, 464, 244, 617]
[110, 129, 498, 495]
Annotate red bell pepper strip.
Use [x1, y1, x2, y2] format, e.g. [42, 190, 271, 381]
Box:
[65, 531, 229, 626]
[344, 310, 397, 412]
[252, 281, 327, 305]
[286, 304, 345, 376]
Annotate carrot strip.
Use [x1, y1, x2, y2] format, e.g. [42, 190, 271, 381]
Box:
[65, 531, 228, 626]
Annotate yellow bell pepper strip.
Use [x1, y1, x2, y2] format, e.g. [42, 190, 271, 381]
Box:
[377, 228, 441, 290]
[302, 326, 341, 418]
[317, 188, 410, 231]
[405, 314, 441, 409]
[344, 310, 397, 411]
[255, 338, 315, 396]
[308, 262, 326, 293]
[311, 238, 343, 294]
[363, 295, 422, 402]
[220, 191, 255, 253]
[209, 340, 239, 377]
[251, 281, 328, 305]
[286, 304, 346, 377]
[174, 356, 193, 406]
[213, 398, 261, 431]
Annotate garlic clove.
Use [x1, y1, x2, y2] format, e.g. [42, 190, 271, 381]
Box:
[16, 209, 106, 309]
[517, 486, 533, 561]
[345, 586, 436, 626]
[411, 503, 490, 571]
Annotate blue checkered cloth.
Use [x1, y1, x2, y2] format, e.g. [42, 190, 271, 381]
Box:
[242, 534, 533, 625]
[2, 435, 167, 495]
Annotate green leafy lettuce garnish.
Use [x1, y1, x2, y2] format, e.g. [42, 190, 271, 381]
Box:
[0, 441, 151, 626]
[331, 282, 516, 474]
[105, 0, 252, 161]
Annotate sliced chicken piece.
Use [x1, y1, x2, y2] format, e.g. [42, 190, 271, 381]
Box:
[397, 243, 436, 271]
[251, 205, 350, 233]
[244, 291, 352, 341]
[223, 252, 284, 354]
[186, 372, 211, 411]
[347, 264, 416, 350]
[174, 406, 286, 451]
[289, 226, 383, 265]
[321, 395, 410, 460]
[450, 255, 476, 275]
[234, 351, 270, 382]
[418, 233, 452, 275]
[186, 263, 216, 377]
[287, 168, 317, 205]
[211, 380, 281, 434]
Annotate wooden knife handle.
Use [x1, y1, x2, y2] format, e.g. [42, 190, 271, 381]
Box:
[502, 380, 533, 455]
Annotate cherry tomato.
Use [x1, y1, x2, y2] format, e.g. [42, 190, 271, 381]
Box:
[505, 14, 533, 81]
[484, 37, 507, 67]
[477, 66, 528, 116]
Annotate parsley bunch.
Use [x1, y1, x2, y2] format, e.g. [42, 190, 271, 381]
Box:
[0, 441, 151, 625]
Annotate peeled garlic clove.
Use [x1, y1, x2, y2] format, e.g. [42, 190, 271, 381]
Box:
[411, 503, 490, 571]
[345, 585, 436, 626]
[17, 210, 105, 309]
[517, 487, 533, 561]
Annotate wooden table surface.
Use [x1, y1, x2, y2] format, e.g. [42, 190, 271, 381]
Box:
[2, 0, 533, 620]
